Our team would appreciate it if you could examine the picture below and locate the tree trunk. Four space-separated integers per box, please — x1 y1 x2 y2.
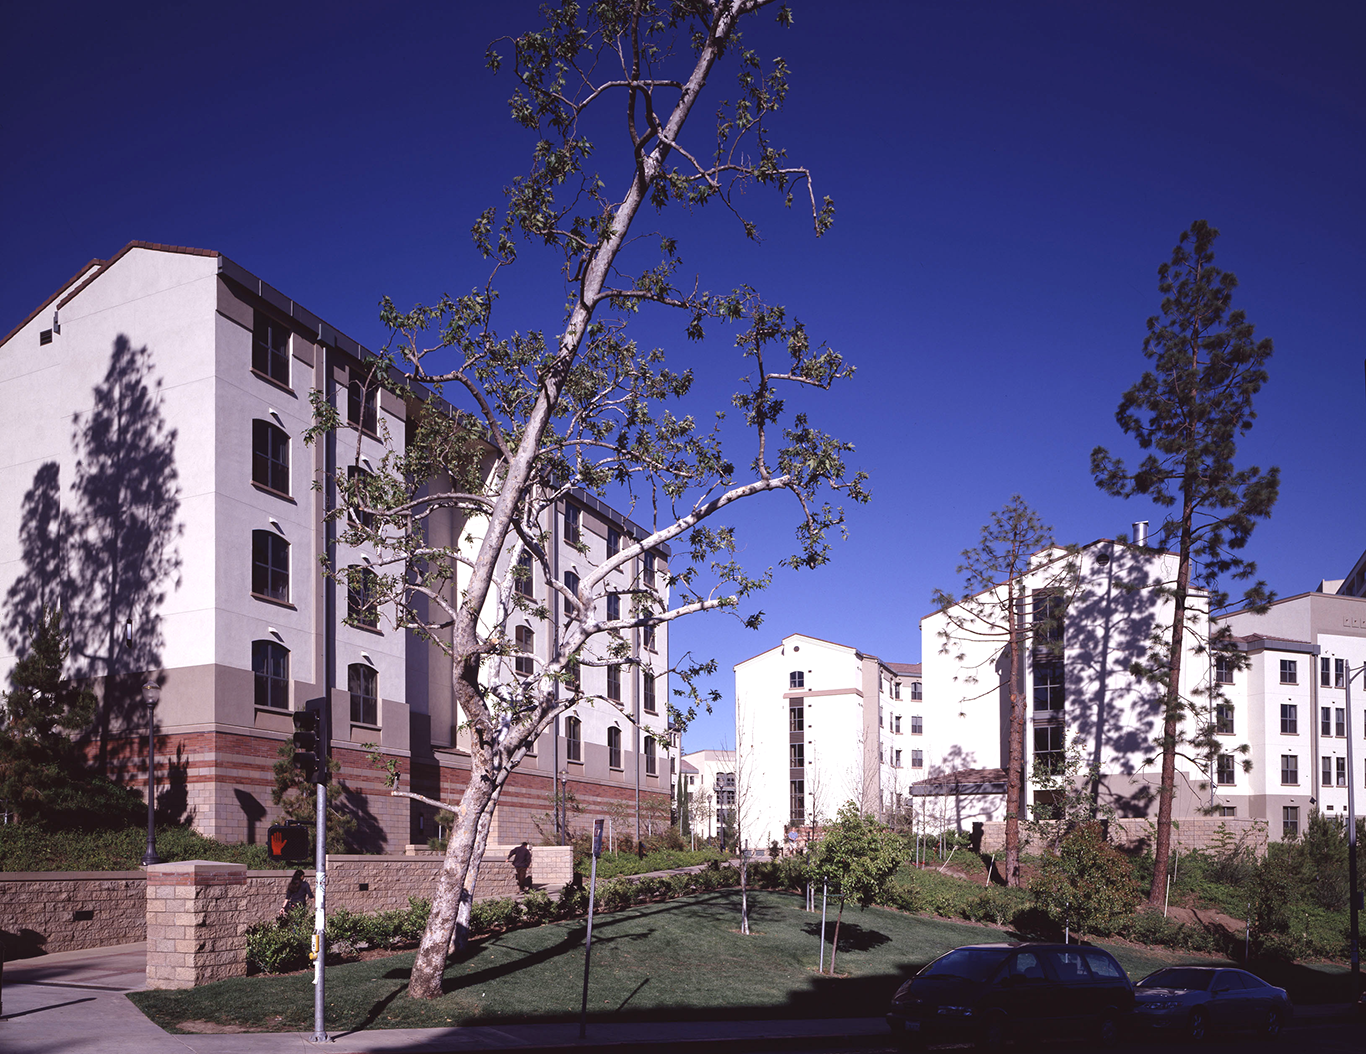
452 783 498 952
828 896 846 975
740 848 749 935
1148 502 1194 906
1003 579 1024 887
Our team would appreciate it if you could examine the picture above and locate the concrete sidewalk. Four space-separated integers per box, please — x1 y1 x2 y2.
0 942 888 1053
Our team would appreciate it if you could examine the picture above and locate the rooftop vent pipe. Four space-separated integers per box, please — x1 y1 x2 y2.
1132 520 1149 547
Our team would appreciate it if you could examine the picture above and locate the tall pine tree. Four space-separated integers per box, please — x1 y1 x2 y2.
1091 220 1278 906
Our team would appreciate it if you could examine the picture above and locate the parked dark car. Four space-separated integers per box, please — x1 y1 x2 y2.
1133 966 1291 1039
886 942 1133 1050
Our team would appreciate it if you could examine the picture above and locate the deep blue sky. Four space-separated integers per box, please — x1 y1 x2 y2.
3 2 1362 753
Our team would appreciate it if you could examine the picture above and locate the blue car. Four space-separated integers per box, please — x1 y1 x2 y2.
1133 966 1291 1039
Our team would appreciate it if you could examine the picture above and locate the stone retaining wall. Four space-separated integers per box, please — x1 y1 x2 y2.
976 816 1269 855
1 844 574 962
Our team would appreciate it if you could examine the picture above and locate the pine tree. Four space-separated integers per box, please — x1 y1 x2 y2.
1091 220 1278 906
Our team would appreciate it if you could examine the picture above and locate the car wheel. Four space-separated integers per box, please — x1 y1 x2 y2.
980 1013 1009 1052
1097 1012 1118 1044
1188 1007 1206 1041
1262 1007 1283 1039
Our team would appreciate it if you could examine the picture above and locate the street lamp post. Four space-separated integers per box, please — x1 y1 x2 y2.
141 681 162 866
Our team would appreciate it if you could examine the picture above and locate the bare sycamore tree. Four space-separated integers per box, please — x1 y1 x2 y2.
931 497 1077 888
310 3 866 1000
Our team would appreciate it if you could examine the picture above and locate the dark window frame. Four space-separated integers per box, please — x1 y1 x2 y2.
644 735 657 776
565 715 582 762
643 672 656 713
346 564 379 628
789 670 804 690
606 662 622 702
607 726 622 770
252 419 290 495
349 663 378 726
252 310 291 387
252 530 290 603
515 625 534 677
347 377 378 434
252 639 289 709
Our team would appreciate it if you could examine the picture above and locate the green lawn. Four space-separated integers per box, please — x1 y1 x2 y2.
130 890 1216 1034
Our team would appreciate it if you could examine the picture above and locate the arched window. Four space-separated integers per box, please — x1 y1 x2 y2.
347 565 378 628
252 530 289 603
644 735 657 776
252 420 290 495
252 640 289 709
565 715 582 762
349 663 377 725
607 726 622 769
789 670 804 689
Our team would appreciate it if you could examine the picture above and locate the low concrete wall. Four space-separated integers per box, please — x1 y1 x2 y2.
1 844 574 962
977 816 1269 855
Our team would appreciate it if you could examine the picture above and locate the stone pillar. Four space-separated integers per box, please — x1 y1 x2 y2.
145 860 248 989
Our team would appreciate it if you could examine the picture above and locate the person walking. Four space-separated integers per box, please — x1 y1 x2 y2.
278 868 313 919
507 841 533 891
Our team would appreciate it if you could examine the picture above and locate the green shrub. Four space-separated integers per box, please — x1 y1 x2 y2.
557 883 588 918
521 887 555 924
469 896 522 934
597 876 637 912
634 875 665 901
667 873 694 897
245 906 311 973
1029 823 1139 937
0 822 285 872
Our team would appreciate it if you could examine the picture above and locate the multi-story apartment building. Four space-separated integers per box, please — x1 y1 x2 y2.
734 633 921 847
680 748 736 841
1221 586 1366 840
0 241 672 850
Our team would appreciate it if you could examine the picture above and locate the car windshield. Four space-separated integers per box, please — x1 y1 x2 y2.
1139 968 1213 991
920 948 1010 982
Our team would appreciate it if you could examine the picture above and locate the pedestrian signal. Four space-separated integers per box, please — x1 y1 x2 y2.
267 823 311 862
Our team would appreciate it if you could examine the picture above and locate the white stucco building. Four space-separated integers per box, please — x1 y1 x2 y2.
734 633 921 847
0 241 672 849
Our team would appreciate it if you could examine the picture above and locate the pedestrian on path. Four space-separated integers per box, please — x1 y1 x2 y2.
507 841 533 891
278 868 312 920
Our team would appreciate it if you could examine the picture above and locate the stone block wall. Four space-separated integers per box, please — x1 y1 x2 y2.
976 816 1269 855
0 872 146 958
145 861 250 990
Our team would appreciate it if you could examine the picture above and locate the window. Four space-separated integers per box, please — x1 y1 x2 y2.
911 749 924 768
39 329 52 346
1322 756 1333 788
893 715 901 734
643 673 656 713
1337 757 1347 787
1215 704 1234 734
347 565 379 628
789 670 804 690
894 749 903 768
347 378 377 434
1034 725 1065 772
563 503 580 544
252 420 290 494
563 571 579 622
1282 806 1299 840
1216 754 1235 785
912 715 923 735
607 726 622 769
1217 805 1237 817
1215 655 1235 684
606 526 620 557
643 551 656 589
1321 657 1331 687
643 622 656 650
1032 591 1065 650
789 704 804 732
790 780 805 824
644 736 657 776
790 742 804 769
1033 661 1064 712
606 592 620 622
347 466 375 529
252 530 289 603
1280 754 1298 785
1335 658 1347 688
1279 659 1297 684
892 681 901 700
565 716 582 762
1280 704 1297 735
348 663 377 725
910 682 922 700
567 657 581 689
607 663 622 702
515 626 534 676
252 640 289 709
1322 707 1333 736
514 550 533 598
252 311 290 385
1336 708 1346 737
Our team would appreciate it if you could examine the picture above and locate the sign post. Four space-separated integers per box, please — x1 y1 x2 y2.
579 818 604 1040
310 702 329 1045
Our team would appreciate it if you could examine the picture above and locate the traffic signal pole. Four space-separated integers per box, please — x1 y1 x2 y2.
312 773 328 1044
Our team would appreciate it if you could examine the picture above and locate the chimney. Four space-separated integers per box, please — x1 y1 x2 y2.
1132 520 1148 547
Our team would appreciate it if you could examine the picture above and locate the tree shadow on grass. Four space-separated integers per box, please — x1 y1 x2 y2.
801 919 892 954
